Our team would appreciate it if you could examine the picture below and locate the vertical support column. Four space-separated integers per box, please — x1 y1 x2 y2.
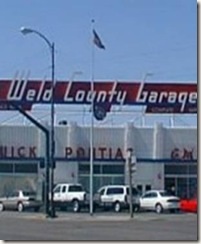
124 122 135 185
68 122 79 183
68 122 78 159
153 123 164 189
153 123 164 158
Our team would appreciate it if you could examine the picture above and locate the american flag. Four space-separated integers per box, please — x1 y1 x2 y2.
93 29 105 49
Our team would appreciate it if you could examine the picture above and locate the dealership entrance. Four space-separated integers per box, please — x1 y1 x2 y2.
78 161 125 193
164 162 197 198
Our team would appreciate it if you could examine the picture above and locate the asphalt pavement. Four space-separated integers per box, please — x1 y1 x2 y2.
0 211 198 241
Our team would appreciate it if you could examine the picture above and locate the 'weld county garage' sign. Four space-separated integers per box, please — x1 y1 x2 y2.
0 79 197 113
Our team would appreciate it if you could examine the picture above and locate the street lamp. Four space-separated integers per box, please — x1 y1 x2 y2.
20 27 56 218
70 71 83 82
142 72 153 82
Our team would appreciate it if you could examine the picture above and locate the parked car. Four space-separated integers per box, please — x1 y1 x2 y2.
93 185 140 212
139 190 180 214
180 198 197 213
0 190 42 212
51 183 88 212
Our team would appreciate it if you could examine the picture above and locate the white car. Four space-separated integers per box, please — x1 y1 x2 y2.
93 185 140 212
139 190 180 213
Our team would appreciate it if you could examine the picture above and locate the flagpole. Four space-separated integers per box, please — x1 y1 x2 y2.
89 20 105 215
89 19 95 216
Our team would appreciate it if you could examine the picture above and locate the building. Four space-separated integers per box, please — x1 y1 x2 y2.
0 122 197 198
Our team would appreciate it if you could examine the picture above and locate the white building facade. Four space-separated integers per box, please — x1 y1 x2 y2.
0 122 197 199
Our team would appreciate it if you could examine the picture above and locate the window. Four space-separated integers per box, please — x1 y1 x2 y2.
99 188 105 195
69 185 83 192
137 185 143 194
165 164 187 174
143 192 153 198
79 164 100 174
165 164 197 175
62 186 66 193
9 191 19 197
102 165 124 174
79 164 89 174
53 186 61 193
145 185 151 191
106 187 124 195
0 163 13 173
94 165 101 174
0 161 40 174
79 162 125 193
150 192 157 198
189 164 197 174
159 191 172 197
14 164 37 173
23 191 36 197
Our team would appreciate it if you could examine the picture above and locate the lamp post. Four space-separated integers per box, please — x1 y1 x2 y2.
142 72 153 83
20 27 56 218
70 71 83 82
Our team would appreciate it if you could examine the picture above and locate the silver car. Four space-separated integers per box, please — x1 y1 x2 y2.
0 190 42 212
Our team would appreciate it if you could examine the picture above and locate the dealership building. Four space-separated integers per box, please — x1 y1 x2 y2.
0 79 197 198
0 121 197 198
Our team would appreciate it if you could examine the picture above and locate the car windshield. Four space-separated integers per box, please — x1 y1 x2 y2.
159 191 173 197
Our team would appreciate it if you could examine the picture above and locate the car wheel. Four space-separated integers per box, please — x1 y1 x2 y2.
114 202 121 212
155 203 163 214
0 202 4 211
17 202 24 212
72 200 80 213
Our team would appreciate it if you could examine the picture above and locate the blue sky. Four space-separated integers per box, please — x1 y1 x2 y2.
0 0 197 126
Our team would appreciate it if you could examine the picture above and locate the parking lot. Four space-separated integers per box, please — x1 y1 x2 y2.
0 211 198 241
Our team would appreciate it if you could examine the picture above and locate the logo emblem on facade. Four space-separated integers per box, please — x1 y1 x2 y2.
171 147 194 160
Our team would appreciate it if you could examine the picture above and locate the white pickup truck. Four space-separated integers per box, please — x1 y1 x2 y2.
51 183 88 212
